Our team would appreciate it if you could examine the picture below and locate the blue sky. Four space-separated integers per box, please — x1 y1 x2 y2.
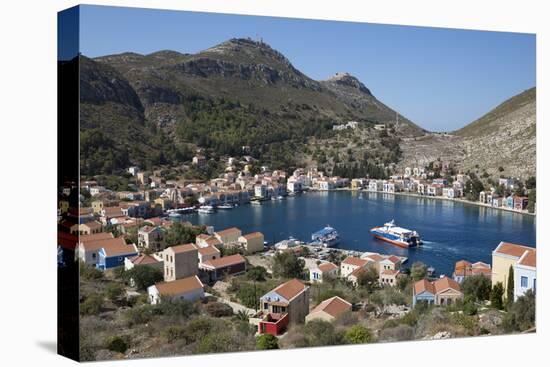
76 5 535 132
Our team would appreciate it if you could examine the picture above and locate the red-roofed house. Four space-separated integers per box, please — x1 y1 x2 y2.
310 262 338 283
514 249 536 300
305 296 352 323
162 244 198 282
340 256 369 277
257 279 310 335
199 254 246 282
452 260 492 283
412 276 463 306
148 275 204 304
237 232 265 253
492 241 536 297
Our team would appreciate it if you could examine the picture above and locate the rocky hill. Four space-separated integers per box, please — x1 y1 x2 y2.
398 87 536 179
79 38 424 175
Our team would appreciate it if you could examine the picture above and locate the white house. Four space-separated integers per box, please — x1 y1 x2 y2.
148 275 204 305
514 249 536 300
310 262 338 283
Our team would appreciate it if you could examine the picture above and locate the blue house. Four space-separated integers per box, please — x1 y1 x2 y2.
96 238 138 270
412 279 435 306
506 196 514 209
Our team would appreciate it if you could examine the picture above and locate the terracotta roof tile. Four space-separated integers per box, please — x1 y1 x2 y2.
201 254 245 269
433 276 461 293
518 249 536 267
273 278 307 301
241 232 264 240
310 296 352 317
130 254 160 265
154 275 204 296
215 227 241 236
414 279 435 295
197 245 220 256
169 243 198 254
494 242 535 258
342 256 369 267
318 262 338 272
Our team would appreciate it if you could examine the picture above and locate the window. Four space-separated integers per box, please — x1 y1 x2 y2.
521 276 528 288
92 253 96 259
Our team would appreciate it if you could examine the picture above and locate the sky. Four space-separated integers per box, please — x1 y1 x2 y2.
71 5 535 132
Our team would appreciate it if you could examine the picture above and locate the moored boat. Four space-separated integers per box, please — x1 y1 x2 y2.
218 203 234 210
311 225 340 247
370 220 422 248
198 205 215 214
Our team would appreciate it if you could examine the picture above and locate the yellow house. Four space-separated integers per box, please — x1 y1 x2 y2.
238 232 264 253
70 220 103 235
154 197 173 211
91 200 104 215
492 241 536 296
214 227 242 246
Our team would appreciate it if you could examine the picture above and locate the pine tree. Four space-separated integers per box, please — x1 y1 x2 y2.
506 265 515 307
491 282 504 310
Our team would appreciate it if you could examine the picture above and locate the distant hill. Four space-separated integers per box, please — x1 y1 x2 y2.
79 38 424 175
398 87 536 179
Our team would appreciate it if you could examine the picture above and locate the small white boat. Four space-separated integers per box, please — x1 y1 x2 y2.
218 204 234 210
198 205 215 214
251 200 262 206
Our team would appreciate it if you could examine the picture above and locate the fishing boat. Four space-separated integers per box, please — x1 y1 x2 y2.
370 220 422 248
198 205 215 214
250 200 262 206
311 225 340 247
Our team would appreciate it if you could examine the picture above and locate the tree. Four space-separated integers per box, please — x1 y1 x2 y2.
164 222 207 247
246 266 268 282
506 265 514 307
272 251 305 279
502 290 536 332
491 282 504 310
125 266 164 291
461 274 492 301
410 261 427 281
345 325 372 344
256 334 279 350
104 336 129 354
356 266 379 292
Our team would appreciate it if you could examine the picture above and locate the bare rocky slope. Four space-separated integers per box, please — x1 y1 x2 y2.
399 88 536 179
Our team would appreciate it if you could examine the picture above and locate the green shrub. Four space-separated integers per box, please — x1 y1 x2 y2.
105 283 124 301
204 302 233 317
80 263 103 281
345 325 372 344
463 301 478 316
502 289 536 332
104 336 129 354
81 294 103 315
256 334 279 350
124 305 155 326
162 326 187 343
125 266 164 291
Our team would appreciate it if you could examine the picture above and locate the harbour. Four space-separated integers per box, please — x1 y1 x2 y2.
183 190 536 276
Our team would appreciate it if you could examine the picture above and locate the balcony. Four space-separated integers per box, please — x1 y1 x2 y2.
258 312 289 336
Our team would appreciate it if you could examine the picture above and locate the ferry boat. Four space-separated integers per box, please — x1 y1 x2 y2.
274 236 303 250
370 220 422 248
311 225 340 247
198 205 215 214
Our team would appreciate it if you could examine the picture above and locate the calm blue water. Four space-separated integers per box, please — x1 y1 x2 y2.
185 191 536 276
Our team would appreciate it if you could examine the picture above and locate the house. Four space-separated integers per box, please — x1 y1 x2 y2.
368 180 383 192
162 244 199 282
192 155 206 167
96 240 138 270
148 275 204 305
77 232 117 266
199 253 247 283
492 196 503 207
492 241 536 297
427 183 443 196
287 180 302 194
305 296 352 323
452 260 491 283
479 191 487 204
196 245 221 264
340 256 369 278
257 279 310 335
505 196 515 209
138 226 165 251
351 178 367 190
379 255 401 272
100 206 126 225
124 253 163 272
412 276 463 306
195 234 223 248
254 184 267 198
514 249 536 300
237 232 265 253
379 269 400 286
513 196 528 211
310 262 338 283
318 179 335 191
214 227 242 247
70 220 103 236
